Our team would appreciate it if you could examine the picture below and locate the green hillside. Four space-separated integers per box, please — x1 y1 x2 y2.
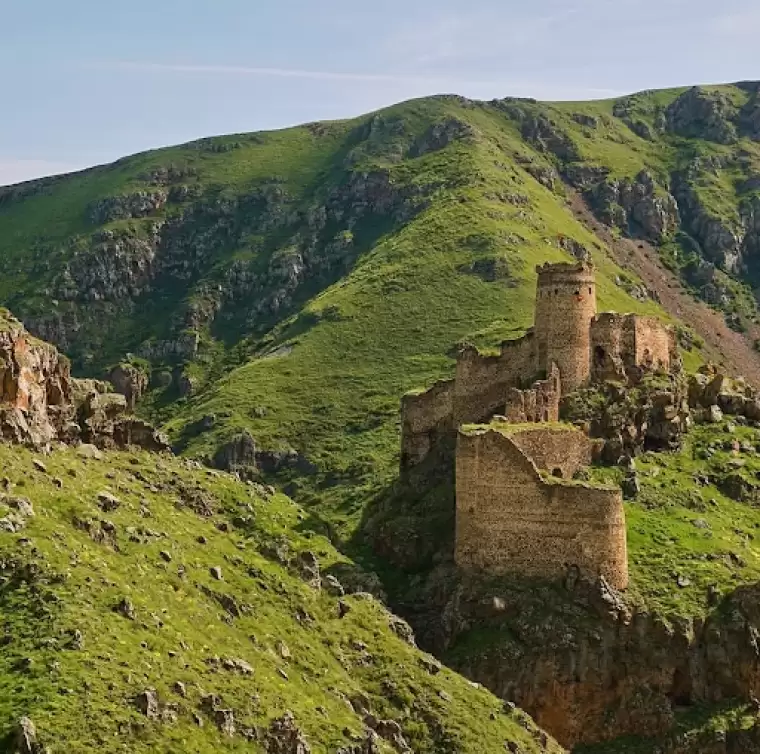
0 443 560 753
5 81 760 752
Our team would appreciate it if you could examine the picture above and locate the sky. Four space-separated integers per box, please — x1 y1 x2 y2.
2 0 759 186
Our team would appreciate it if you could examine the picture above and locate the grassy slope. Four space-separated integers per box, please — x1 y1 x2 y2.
161 97 667 534
615 422 760 616
2 83 760 617
0 443 560 754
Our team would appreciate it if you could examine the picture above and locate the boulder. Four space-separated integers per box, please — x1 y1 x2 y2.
109 363 149 410
134 689 160 719
265 711 312 753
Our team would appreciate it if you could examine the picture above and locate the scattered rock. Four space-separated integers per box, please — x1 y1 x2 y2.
210 566 223 581
296 551 321 590
6 496 34 518
621 472 640 500
214 709 236 737
265 711 311 753
14 716 44 754
97 491 121 512
388 615 416 646
134 689 159 719
114 597 136 620
76 444 103 460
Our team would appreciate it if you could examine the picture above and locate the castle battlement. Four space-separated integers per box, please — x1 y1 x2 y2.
399 257 678 587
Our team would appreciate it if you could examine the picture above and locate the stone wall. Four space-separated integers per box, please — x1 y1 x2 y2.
634 315 675 373
455 427 628 589
534 261 597 394
504 364 561 424
507 424 591 480
590 313 674 383
452 333 538 426
400 379 454 472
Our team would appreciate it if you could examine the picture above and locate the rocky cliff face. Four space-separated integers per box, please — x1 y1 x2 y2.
0 310 167 452
399 570 760 749
28 165 432 371
590 170 680 242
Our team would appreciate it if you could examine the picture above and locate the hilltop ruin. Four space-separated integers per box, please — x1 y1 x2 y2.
401 261 680 589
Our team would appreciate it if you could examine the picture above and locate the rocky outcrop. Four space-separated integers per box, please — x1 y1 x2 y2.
36 165 430 370
400 569 760 749
265 712 311 753
520 114 580 162
212 431 317 478
688 364 760 423
739 90 760 140
562 375 691 462
590 170 680 241
672 168 745 273
0 312 73 448
59 225 162 302
409 118 475 158
86 191 167 224
109 363 148 410
665 87 738 144
0 311 168 452
136 332 199 363
562 163 609 191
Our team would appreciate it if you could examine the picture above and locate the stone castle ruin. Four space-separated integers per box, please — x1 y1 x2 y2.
401 261 680 590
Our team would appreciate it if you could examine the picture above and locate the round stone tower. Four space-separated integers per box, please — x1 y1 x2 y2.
534 261 597 395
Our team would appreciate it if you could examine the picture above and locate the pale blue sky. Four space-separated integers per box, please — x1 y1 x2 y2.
2 0 758 186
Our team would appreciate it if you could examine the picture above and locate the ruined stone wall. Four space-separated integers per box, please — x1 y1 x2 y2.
590 313 674 383
534 262 596 394
589 313 637 382
400 379 454 471
507 425 592 480
633 316 674 373
504 364 561 424
455 429 628 589
453 333 538 426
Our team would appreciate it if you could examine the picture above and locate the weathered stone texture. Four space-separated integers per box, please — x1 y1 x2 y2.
504 364 560 423
590 313 676 383
400 379 454 471
455 427 628 589
534 261 596 393
0 310 168 452
453 334 537 425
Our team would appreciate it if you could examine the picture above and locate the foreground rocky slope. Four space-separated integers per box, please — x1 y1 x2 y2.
0 441 565 753
0 315 561 752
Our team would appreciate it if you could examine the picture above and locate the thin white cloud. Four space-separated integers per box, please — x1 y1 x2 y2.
386 7 586 66
0 159 85 187
99 60 491 86
94 60 624 102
